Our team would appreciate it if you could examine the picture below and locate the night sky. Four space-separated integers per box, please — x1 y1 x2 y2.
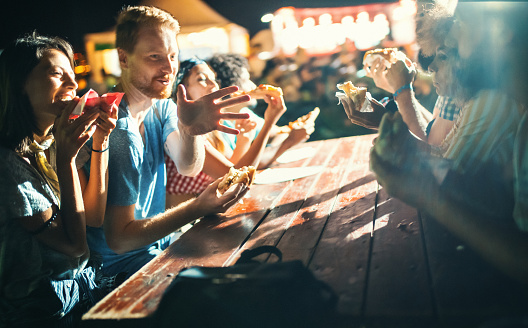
0 0 394 52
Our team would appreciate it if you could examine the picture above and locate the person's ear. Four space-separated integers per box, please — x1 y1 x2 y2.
117 48 128 69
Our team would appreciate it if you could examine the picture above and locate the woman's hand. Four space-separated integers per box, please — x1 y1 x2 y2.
235 118 258 138
385 60 416 91
262 94 287 126
284 121 314 147
90 99 118 150
175 85 251 136
53 98 100 163
367 57 394 93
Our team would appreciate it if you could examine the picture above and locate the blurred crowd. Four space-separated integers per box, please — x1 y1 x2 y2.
248 45 438 140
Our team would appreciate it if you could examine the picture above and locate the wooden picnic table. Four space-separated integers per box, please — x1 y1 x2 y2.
82 134 528 328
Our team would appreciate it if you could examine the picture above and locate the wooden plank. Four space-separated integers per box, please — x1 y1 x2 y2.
83 139 327 321
421 213 528 325
364 189 434 322
306 134 379 316
276 135 375 263
225 136 351 265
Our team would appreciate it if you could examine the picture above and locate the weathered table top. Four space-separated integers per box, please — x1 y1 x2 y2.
82 134 528 327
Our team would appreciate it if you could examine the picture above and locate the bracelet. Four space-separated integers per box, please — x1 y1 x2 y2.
91 146 109 153
31 209 58 235
393 84 413 98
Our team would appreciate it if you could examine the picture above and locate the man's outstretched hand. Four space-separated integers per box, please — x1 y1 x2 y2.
176 85 251 136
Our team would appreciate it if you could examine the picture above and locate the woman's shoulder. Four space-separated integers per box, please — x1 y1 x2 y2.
0 147 33 177
0 147 53 217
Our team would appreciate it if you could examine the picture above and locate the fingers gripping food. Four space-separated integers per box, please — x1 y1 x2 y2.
362 48 405 71
217 166 256 195
336 82 367 112
233 84 283 99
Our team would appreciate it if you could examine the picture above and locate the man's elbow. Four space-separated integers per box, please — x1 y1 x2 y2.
177 163 202 177
105 233 132 254
176 153 204 177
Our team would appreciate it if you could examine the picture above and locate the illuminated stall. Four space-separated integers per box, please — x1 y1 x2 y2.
260 0 416 58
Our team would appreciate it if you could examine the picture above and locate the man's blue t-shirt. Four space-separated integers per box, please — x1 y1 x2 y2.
86 98 179 277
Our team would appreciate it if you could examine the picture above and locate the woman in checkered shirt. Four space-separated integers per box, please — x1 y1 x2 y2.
165 58 286 209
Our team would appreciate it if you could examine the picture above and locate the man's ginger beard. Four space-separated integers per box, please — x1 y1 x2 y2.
122 61 175 100
130 74 174 99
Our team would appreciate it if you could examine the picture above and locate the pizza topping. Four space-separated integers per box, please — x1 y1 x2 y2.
288 107 320 129
232 84 283 99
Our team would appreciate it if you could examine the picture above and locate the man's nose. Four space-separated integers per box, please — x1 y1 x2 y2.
160 56 175 74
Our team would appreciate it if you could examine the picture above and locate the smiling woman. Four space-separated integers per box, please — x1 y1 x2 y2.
0 32 118 326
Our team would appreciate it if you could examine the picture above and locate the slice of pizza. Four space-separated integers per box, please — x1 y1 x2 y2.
288 107 320 129
232 84 283 99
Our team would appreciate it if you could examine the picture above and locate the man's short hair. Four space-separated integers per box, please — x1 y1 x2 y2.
116 6 180 53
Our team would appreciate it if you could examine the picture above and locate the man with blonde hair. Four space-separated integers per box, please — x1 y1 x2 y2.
86 6 251 277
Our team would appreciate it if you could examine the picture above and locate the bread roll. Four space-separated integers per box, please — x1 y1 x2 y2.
217 166 256 194
362 48 405 70
337 81 367 112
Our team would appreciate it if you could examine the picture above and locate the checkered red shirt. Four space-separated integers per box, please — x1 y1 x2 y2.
165 154 213 195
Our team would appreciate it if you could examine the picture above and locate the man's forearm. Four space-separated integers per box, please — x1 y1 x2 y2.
105 198 206 254
424 184 528 284
165 123 205 177
394 89 430 140
178 129 205 176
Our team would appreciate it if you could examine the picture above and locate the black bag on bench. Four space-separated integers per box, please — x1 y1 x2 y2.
152 246 338 328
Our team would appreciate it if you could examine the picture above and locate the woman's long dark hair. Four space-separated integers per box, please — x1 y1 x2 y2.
0 32 74 153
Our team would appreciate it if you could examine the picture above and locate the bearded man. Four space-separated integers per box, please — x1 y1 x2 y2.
86 6 251 277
